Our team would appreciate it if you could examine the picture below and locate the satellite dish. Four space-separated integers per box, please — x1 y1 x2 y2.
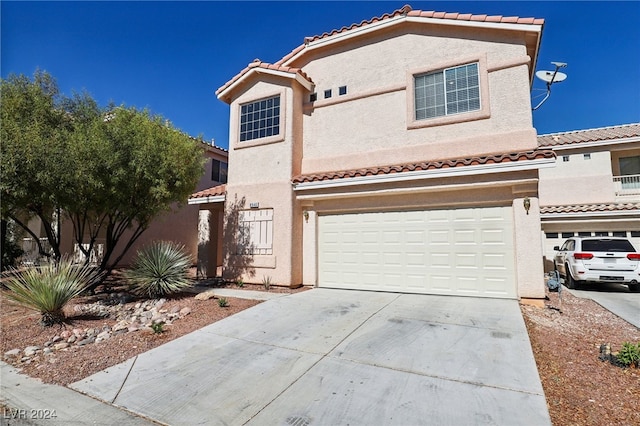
536 70 567 84
532 61 568 111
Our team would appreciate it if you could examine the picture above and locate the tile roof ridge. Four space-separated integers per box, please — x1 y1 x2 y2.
216 59 313 98
538 122 640 137
276 4 542 66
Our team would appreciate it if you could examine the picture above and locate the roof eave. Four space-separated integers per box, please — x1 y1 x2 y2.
282 15 544 68
540 136 640 151
217 68 314 104
293 156 555 191
188 194 226 205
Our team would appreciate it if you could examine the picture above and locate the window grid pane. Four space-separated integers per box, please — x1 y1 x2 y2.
239 96 280 142
415 63 480 120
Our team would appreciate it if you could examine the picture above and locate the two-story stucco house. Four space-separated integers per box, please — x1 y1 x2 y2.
538 123 640 270
192 5 556 300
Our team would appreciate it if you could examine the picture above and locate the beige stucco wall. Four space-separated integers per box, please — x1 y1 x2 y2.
223 182 303 286
512 197 545 299
223 77 306 286
293 25 537 174
538 150 614 206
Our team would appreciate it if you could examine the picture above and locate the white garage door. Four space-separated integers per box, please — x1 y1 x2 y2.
318 207 516 298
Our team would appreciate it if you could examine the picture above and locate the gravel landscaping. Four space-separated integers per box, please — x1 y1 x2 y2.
1 278 638 425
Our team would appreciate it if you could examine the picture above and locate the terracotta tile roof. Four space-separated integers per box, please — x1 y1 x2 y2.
278 4 544 65
216 59 313 98
292 150 554 184
190 184 226 200
540 203 640 215
537 123 640 148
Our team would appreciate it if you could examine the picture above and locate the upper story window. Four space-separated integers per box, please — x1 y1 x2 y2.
211 159 228 184
239 95 280 142
414 63 480 120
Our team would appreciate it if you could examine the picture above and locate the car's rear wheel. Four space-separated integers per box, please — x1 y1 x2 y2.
629 283 640 292
565 265 580 289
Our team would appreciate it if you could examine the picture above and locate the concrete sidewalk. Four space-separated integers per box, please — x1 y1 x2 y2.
1 362 155 425
67 289 550 425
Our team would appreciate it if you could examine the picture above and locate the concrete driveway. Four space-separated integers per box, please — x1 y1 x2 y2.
71 289 550 425
566 283 640 328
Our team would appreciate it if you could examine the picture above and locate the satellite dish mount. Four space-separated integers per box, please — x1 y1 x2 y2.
533 62 567 111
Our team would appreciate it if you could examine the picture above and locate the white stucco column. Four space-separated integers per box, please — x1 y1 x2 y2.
302 208 317 286
513 197 546 299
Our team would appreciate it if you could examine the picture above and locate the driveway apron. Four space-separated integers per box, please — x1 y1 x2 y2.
71 289 550 425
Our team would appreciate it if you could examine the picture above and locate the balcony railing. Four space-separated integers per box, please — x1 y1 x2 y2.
613 174 640 197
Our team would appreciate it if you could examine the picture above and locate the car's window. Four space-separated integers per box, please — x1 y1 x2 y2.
581 239 636 252
568 240 575 251
560 240 571 251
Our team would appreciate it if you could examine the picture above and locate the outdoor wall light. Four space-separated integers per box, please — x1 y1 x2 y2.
523 197 531 215
303 210 309 223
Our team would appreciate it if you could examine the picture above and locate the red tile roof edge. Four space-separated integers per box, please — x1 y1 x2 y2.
190 184 227 200
292 150 554 184
216 60 313 98
540 203 640 214
537 123 640 147
276 4 544 65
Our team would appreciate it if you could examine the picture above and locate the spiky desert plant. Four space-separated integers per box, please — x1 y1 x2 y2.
125 241 192 298
4 259 93 326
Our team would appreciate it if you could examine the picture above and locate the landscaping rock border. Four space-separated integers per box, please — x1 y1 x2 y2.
3 297 193 365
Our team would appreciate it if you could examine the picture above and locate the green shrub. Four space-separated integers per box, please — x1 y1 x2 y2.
218 297 229 308
150 321 165 334
616 342 640 368
125 241 192 298
262 275 272 291
236 279 244 288
4 259 92 326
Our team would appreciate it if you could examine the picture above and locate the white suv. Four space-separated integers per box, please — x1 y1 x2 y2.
553 237 640 292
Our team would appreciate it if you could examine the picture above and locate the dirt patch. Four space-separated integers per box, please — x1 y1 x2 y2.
521 288 640 425
1 276 306 387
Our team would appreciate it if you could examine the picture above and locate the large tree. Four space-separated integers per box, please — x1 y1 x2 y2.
1 71 205 284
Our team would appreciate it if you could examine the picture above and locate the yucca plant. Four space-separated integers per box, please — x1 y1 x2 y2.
124 241 193 298
4 259 93 326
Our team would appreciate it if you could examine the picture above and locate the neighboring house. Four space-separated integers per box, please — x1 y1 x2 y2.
191 5 554 300
538 123 640 270
21 140 228 270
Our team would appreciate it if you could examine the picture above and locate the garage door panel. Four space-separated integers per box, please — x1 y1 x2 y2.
318 207 515 298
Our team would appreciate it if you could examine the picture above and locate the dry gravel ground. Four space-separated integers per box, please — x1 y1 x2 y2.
521 288 640 425
0 281 305 386
1 280 639 425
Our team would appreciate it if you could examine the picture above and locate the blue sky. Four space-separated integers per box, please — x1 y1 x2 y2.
2 1 639 149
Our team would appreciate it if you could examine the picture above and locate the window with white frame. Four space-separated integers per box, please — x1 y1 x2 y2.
239 96 280 142
236 209 273 255
414 62 480 120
